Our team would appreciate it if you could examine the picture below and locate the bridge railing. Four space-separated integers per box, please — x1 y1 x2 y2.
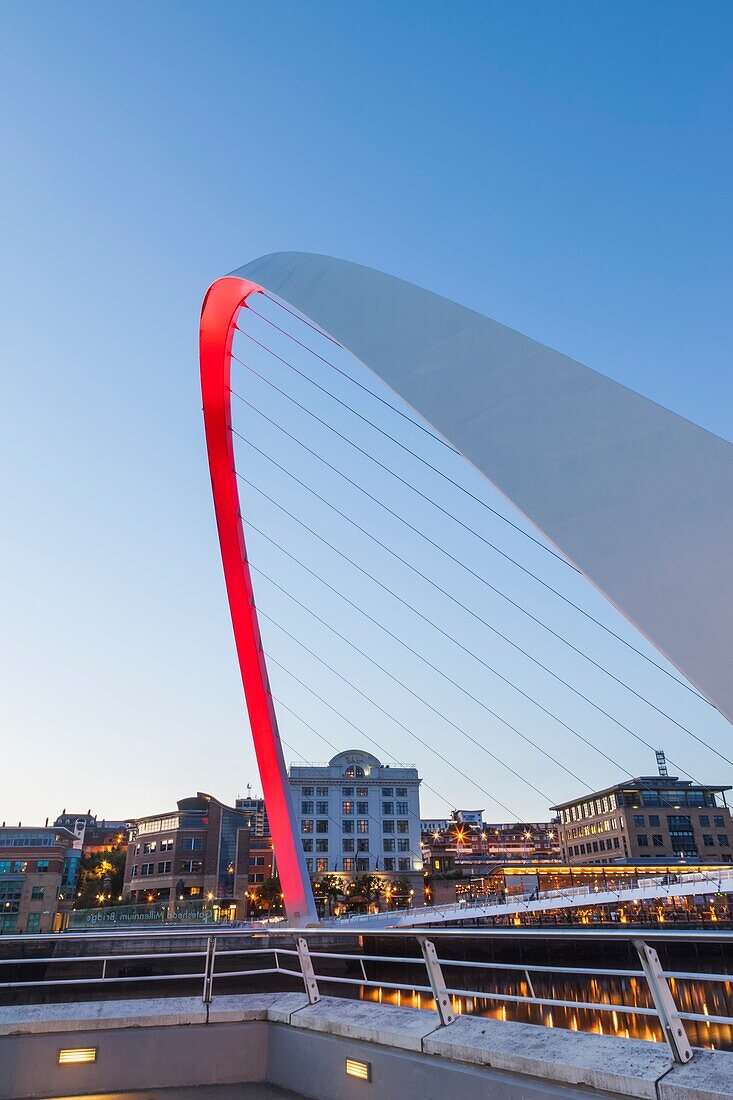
2 926 733 1060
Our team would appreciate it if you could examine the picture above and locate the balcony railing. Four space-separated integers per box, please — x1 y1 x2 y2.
2 926 733 1063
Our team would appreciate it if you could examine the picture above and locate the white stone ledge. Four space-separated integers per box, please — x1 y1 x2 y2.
658 1048 733 1100
423 1014 673 1100
208 993 309 1024
289 995 441 1052
0 997 206 1036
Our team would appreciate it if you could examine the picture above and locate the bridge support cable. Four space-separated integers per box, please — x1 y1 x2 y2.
229 382 714 742
234 466 714 791
234 306 714 703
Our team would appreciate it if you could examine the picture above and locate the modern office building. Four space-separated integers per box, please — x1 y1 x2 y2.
0 826 80 933
553 774 733 865
234 791 270 837
288 749 423 894
123 793 255 918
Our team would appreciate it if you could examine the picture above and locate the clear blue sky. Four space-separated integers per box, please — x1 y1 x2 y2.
1 2 731 825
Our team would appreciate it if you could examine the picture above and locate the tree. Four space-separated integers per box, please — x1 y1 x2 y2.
253 875 283 914
346 874 383 911
314 874 346 916
75 847 126 908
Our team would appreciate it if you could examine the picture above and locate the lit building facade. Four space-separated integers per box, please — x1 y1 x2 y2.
553 775 733 865
123 793 254 918
54 811 129 856
288 750 423 894
0 826 80 934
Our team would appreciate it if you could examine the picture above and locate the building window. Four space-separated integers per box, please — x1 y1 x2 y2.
396 788 407 797
384 858 395 871
160 839 174 852
31 886 44 900
316 839 329 853
131 866 139 877
356 801 368 815
719 835 730 847
36 861 49 872
342 787 354 797
305 859 313 872
316 787 328 797
356 787 368 797
357 820 369 834
633 816 644 827
649 815 660 827
301 820 313 833
356 857 369 872
345 765 365 778
181 837 203 851
141 863 154 875
396 801 408 815
302 801 314 814
714 816 725 828
342 801 354 815
357 839 369 852
397 820 409 834
143 841 157 854
302 839 313 852
382 788 393 797
26 913 41 933
398 839 410 852
383 838 395 852
343 838 354 852
342 820 354 834
316 820 329 834
382 802 394 815
398 858 411 871
700 815 710 827
316 858 328 873
703 834 714 846
178 860 203 873
343 858 355 872
157 861 172 874
652 835 664 847
383 820 394 834
302 787 314 797
316 801 328 815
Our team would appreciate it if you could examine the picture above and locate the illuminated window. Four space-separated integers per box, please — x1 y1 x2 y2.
342 858 354 872
316 858 328 873
301 820 313 833
357 820 369 834
342 801 354 815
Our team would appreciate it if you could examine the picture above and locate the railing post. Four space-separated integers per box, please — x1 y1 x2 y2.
296 936 321 1005
632 938 692 1063
202 934 217 1004
419 937 455 1027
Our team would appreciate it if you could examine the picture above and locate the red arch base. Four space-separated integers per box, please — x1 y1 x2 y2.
199 276 318 923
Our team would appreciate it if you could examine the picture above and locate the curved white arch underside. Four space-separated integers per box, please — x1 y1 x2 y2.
233 252 733 726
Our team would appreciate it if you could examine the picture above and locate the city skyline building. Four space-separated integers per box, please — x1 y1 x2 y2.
0 826 80 934
288 749 423 895
553 775 733 865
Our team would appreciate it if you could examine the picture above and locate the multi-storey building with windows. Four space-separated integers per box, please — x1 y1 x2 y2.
553 774 733 865
234 792 270 837
0 826 80 933
123 793 254 918
54 811 129 855
288 749 423 895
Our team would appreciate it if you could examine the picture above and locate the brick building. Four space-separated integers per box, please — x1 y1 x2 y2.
123 793 255 919
0 826 80 934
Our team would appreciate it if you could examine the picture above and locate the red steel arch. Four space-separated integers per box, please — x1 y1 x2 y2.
199 276 318 923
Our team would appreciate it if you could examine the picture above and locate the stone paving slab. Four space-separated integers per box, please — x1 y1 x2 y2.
423 1014 674 1099
658 1047 733 1100
0 997 206 1035
289 995 441 1051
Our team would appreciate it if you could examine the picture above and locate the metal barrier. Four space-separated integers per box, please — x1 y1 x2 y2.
2 926 733 1063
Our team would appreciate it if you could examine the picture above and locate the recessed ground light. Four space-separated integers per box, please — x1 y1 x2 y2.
58 1047 97 1065
345 1057 371 1081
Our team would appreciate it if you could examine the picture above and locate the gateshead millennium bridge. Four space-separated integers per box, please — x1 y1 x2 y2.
2 253 732 1099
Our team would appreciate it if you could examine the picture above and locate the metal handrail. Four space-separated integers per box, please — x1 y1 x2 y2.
0 924 731 1062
